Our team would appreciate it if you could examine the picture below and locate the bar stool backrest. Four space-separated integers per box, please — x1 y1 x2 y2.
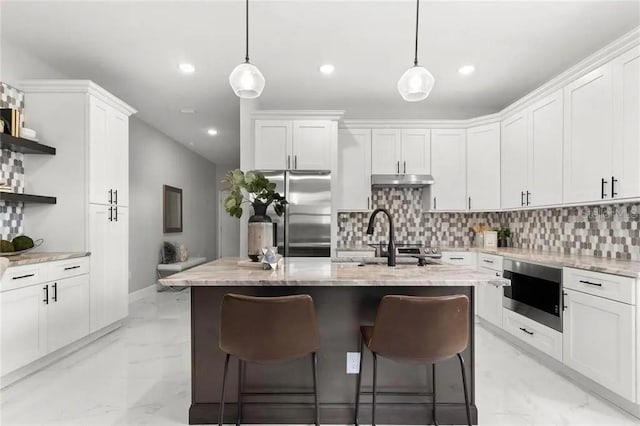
219 293 320 363
368 294 469 363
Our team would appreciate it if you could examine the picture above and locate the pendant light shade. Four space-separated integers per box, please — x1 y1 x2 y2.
229 0 265 99
397 66 434 102
398 0 434 102
229 62 265 99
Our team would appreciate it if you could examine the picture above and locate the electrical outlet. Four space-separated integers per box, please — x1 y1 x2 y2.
346 352 360 374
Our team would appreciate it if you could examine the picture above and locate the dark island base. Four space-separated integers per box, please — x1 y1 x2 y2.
190 285 478 425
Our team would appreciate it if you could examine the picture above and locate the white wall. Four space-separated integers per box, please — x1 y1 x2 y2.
1 38 68 85
129 119 217 293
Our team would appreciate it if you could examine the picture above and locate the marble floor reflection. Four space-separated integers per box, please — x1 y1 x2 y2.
1 288 638 425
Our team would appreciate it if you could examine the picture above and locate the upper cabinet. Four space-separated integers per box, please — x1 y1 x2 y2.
254 119 332 171
337 129 371 211
501 90 564 208
371 129 430 175
466 123 501 210
431 129 467 211
563 65 614 203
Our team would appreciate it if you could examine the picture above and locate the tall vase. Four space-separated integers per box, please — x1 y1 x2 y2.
247 202 273 261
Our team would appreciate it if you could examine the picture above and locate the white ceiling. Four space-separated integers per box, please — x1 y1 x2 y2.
2 1 639 165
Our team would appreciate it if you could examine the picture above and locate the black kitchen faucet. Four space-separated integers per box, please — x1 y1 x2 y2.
366 208 396 267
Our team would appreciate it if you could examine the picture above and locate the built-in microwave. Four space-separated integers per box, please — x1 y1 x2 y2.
502 259 563 332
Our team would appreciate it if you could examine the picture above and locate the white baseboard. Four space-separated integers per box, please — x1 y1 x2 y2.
128 283 157 303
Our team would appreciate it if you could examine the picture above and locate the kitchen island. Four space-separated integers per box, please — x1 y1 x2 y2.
159 257 509 425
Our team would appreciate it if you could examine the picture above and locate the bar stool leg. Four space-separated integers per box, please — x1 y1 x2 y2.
219 353 231 426
457 353 472 426
354 337 364 426
312 352 320 426
372 352 378 426
236 359 244 426
432 363 438 426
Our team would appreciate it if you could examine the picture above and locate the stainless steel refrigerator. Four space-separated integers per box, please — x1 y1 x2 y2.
259 171 331 257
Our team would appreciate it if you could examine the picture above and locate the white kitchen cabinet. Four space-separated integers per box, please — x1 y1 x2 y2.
528 90 564 207
563 288 635 401
431 129 467 211
109 108 130 207
254 120 332 171
371 129 430 175
612 46 640 200
440 251 475 266
1 284 47 375
254 120 291 170
503 308 563 362
501 112 528 208
563 64 614 203
89 204 128 332
337 129 371 211
466 123 501 210
371 129 401 174
476 253 503 328
46 274 90 353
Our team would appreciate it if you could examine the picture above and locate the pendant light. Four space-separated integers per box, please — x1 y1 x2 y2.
397 0 434 102
229 0 265 99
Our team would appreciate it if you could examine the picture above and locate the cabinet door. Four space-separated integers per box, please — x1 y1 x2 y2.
613 46 640 199
47 275 90 353
109 206 129 323
337 129 371 211
563 289 635 401
254 120 291 170
89 204 111 332
292 121 332 170
88 97 111 205
371 129 401 174
500 112 528 208
563 65 614 203
466 123 501 210
529 90 564 207
431 129 467 210
1 285 47 375
400 129 431 174
108 108 129 206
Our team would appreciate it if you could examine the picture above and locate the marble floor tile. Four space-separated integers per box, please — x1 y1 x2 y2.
1 288 638 425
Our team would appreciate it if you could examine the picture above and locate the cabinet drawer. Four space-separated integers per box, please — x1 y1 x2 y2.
563 268 635 305
503 308 563 361
478 253 503 272
1 264 47 292
47 257 90 282
441 252 475 266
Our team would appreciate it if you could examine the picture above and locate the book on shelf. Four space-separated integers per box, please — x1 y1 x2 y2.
0 108 21 137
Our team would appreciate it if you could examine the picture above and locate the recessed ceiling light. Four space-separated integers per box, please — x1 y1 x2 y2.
319 64 335 75
179 63 196 74
207 128 218 136
458 65 475 75
180 108 197 114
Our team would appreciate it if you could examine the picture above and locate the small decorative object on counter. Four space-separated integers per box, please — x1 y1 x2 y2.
497 226 513 248
261 247 283 270
483 231 498 249
0 236 43 256
222 169 287 262
471 223 490 248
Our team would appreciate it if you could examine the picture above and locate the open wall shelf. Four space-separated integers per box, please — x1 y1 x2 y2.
0 192 57 204
0 133 56 155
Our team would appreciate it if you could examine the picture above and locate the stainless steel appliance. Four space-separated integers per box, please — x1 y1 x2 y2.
369 242 443 260
259 170 331 257
502 259 563 332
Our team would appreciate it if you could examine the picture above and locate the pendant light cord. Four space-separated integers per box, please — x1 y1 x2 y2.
414 0 419 66
245 0 250 63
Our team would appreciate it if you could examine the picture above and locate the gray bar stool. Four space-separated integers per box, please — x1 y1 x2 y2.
354 294 471 426
218 293 321 426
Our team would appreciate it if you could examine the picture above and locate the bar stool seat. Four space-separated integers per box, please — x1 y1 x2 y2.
218 293 321 426
355 294 472 426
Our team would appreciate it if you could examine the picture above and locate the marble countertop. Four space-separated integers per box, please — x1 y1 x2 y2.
158 257 509 287
3 252 90 267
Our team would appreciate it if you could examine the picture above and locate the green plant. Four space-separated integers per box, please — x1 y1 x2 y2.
497 226 512 240
221 169 287 218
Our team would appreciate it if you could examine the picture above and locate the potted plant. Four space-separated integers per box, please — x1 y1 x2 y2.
221 169 287 260
497 226 512 248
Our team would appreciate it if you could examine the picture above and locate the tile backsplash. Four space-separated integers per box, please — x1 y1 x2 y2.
1 82 25 240
337 188 640 262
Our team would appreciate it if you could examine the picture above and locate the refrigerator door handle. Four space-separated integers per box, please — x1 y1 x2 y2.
284 171 290 256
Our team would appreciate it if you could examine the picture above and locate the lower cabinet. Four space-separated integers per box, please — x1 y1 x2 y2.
1 284 48 375
563 288 636 401
47 275 90 353
503 308 563 362
477 282 503 328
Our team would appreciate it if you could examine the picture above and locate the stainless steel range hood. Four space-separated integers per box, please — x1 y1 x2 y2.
371 174 435 188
